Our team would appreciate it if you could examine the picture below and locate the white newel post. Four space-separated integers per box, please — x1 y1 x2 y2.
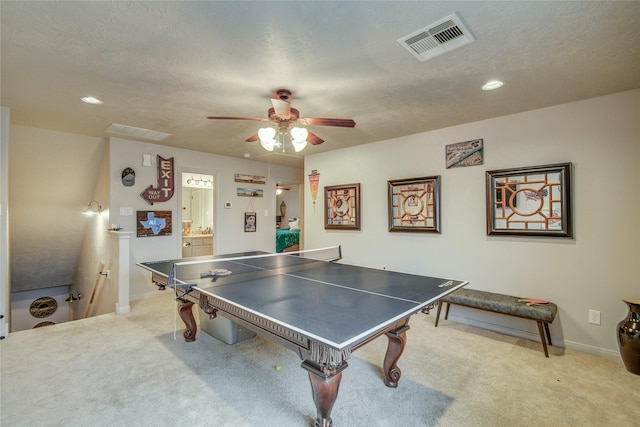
109 231 132 315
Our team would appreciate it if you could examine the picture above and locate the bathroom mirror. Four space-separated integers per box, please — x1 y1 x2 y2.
182 173 214 235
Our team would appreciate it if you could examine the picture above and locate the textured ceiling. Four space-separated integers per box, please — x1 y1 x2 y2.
2 1 640 168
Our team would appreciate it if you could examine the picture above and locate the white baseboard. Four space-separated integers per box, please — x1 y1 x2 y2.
561 339 621 361
445 313 621 362
131 289 169 302
115 303 131 315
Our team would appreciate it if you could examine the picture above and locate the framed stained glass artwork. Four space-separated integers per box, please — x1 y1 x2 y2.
388 176 441 233
486 163 573 237
324 183 360 230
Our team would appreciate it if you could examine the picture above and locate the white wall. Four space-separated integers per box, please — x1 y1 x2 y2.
72 140 112 320
108 137 302 300
8 125 105 292
1 107 10 337
304 89 640 359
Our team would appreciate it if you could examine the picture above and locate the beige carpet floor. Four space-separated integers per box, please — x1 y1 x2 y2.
1 292 638 426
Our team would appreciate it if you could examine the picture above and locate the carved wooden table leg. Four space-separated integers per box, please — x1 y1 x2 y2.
383 324 410 388
301 360 348 427
178 300 197 342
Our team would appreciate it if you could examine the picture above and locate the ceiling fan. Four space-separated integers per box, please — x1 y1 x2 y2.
206 89 356 146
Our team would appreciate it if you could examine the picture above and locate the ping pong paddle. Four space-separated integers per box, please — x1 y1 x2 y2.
518 298 549 306
200 269 232 278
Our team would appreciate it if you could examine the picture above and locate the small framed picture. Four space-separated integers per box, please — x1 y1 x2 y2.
486 163 573 237
137 210 172 237
388 176 441 233
244 212 257 232
445 138 484 168
324 183 360 230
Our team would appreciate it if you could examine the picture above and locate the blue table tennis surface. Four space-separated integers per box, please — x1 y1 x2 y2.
139 250 467 350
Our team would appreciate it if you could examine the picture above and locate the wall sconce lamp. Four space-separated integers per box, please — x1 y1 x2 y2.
187 177 213 187
82 200 103 215
65 290 82 302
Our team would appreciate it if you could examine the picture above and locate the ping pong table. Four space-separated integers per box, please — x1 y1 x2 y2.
138 246 467 427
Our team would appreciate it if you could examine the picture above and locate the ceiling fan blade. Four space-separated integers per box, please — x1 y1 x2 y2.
307 131 324 145
206 116 267 121
245 133 259 142
270 98 291 119
300 117 356 128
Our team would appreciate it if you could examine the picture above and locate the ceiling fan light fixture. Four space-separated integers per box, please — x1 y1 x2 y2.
290 127 308 152
258 127 277 151
206 89 354 152
290 127 308 141
260 139 276 151
291 139 308 152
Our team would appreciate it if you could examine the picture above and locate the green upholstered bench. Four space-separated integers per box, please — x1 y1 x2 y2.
435 288 558 357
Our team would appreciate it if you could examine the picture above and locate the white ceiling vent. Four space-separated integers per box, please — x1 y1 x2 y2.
398 13 475 62
105 123 171 141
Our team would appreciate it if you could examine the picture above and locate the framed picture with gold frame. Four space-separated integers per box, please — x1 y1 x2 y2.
486 162 573 237
324 183 360 230
388 176 440 233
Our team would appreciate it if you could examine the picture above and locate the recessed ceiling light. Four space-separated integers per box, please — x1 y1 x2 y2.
482 80 504 91
81 96 103 104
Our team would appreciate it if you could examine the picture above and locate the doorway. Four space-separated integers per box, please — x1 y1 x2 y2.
275 180 303 252
180 172 215 258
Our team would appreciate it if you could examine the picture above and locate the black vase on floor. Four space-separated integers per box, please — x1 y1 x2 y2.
617 298 640 375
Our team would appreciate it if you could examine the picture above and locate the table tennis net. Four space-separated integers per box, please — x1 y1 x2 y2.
169 245 342 283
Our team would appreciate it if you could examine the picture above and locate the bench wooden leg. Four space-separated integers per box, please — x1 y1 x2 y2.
435 302 443 327
544 322 552 346
537 321 550 357
444 302 451 320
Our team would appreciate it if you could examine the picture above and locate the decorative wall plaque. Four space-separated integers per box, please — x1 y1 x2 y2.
29 297 57 318
141 155 174 205
446 138 484 168
137 210 172 237
33 321 56 328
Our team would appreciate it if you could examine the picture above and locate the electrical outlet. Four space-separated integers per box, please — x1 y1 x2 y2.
588 309 601 325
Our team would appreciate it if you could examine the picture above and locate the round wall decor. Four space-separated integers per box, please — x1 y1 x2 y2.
33 321 56 328
122 167 136 187
29 297 58 318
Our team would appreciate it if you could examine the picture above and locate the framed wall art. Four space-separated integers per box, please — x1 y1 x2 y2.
137 210 172 237
324 183 360 230
486 162 573 237
244 212 256 232
388 176 441 233
446 138 484 168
